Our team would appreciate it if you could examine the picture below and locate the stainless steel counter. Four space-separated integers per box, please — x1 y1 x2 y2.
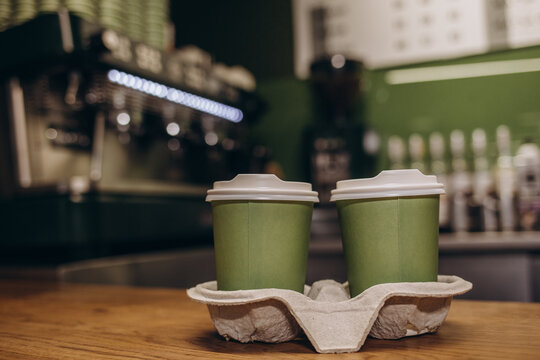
2 231 538 302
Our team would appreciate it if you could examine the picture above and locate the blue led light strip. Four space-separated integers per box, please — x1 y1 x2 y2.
107 69 243 123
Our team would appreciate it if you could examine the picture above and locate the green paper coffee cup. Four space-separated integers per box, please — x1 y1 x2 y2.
206 174 319 292
331 169 445 297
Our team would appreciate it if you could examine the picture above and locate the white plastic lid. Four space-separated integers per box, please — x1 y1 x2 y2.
206 174 319 202
330 169 445 201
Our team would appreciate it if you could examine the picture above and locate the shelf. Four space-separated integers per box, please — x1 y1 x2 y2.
439 232 540 253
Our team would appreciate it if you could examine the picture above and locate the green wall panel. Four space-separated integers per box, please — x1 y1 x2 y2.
366 46 540 168
250 77 315 181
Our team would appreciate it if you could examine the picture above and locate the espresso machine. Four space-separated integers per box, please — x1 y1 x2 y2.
0 12 265 264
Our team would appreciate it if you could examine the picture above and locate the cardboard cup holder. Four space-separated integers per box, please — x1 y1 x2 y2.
187 275 472 353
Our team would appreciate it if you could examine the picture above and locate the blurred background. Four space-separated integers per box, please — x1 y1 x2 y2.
0 0 539 301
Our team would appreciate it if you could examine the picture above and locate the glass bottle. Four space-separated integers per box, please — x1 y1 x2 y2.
495 125 517 232
429 132 451 232
449 130 473 233
471 128 498 232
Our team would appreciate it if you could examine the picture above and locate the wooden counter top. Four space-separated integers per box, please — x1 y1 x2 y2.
1 279 539 359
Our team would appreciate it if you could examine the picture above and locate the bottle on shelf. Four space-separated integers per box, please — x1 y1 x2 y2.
515 140 540 231
362 129 380 177
495 125 517 232
409 133 427 173
471 128 498 231
449 129 473 233
387 135 406 170
429 132 451 232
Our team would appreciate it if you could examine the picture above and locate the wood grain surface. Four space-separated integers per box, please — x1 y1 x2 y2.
1 279 539 359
